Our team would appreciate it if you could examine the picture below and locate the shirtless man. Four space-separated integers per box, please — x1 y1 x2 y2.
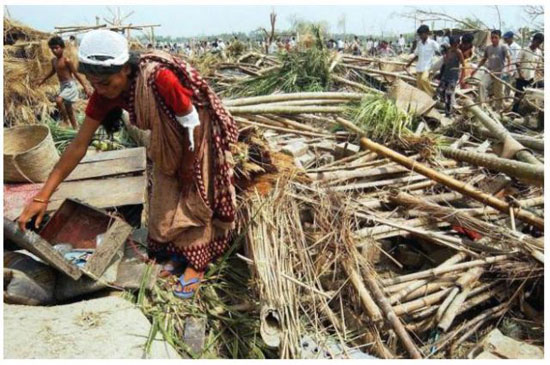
38 36 92 129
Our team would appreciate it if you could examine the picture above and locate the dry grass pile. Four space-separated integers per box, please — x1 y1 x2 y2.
4 17 82 126
4 17 51 45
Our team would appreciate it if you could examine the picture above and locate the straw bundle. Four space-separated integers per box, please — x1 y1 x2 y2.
4 19 83 126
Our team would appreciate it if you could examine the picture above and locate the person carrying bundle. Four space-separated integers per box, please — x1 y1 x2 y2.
18 30 239 300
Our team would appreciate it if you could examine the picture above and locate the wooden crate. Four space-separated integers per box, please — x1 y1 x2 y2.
38 199 132 280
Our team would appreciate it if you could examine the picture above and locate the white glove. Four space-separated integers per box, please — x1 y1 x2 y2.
175 105 200 151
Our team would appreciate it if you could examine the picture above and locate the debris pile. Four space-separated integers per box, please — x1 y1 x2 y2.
3 18 544 360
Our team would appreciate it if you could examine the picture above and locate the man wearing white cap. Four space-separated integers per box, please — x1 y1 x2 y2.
18 30 239 300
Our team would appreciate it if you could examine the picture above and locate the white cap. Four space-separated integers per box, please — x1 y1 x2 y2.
78 29 129 67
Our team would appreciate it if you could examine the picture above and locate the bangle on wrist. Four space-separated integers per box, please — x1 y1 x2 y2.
33 197 49 204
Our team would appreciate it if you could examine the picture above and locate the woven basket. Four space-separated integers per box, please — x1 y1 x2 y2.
4 124 59 183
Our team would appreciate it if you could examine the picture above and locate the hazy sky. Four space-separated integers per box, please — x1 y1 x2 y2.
5 5 534 38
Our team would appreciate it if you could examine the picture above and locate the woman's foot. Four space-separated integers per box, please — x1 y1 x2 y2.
173 266 204 299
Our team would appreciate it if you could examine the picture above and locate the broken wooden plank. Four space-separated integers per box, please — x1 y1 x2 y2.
79 147 145 163
66 148 146 181
4 175 147 221
4 218 82 280
84 219 133 279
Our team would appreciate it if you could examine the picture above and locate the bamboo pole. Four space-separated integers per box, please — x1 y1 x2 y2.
343 259 383 323
462 97 542 166
234 117 336 139
475 126 544 152
330 74 383 94
329 166 473 192
458 283 505 315
381 255 511 286
358 213 479 255
361 266 423 359
266 114 326 133
400 282 451 303
249 114 322 133
392 287 453 316
440 146 543 183
389 253 468 305
243 99 349 107
423 302 509 355
388 192 544 260
227 105 345 115
437 267 484 332
341 63 420 84
308 151 374 171
319 159 457 184
223 92 364 106
406 282 504 333
435 287 460 322
334 117 544 230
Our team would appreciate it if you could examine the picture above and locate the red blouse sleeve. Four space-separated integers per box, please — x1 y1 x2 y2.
155 68 193 115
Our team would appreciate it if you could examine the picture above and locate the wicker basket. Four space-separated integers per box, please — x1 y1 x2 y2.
4 125 59 183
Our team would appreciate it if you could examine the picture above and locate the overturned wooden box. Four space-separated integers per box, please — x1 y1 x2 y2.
5 199 132 281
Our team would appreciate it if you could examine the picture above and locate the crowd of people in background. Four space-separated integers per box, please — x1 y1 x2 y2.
66 24 543 119
404 25 544 117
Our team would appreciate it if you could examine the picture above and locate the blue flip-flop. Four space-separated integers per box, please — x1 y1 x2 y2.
173 276 200 299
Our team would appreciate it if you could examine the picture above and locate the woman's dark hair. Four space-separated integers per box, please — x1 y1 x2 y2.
77 51 140 76
102 107 123 136
48 36 65 48
461 33 474 44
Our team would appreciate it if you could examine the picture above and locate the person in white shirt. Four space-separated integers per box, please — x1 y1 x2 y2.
366 38 374 54
435 31 444 46
268 41 278 54
405 25 440 96
512 32 544 113
398 34 406 54
337 39 344 52
289 36 296 48
502 31 521 97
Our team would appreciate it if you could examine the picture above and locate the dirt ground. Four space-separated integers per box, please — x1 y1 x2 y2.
3 295 181 359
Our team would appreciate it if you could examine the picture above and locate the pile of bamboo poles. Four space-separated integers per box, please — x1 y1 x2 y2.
227 87 543 359
188 47 545 358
